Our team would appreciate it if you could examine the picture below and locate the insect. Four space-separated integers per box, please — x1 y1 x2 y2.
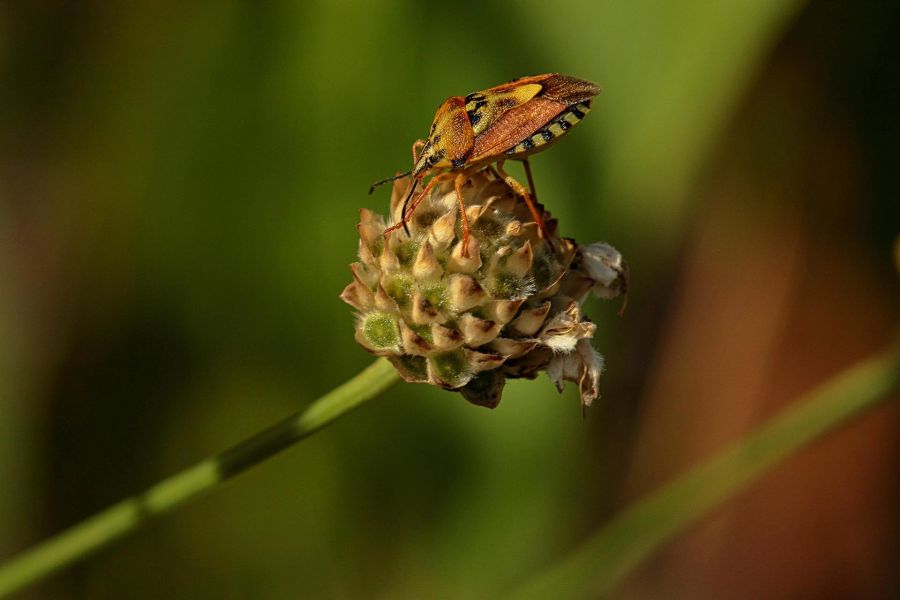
370 73 600 256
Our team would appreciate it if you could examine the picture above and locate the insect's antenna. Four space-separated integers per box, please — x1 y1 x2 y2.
369 170 413 195
400 178 419 236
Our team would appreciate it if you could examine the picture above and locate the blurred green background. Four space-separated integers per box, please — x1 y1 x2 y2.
1 1 898 598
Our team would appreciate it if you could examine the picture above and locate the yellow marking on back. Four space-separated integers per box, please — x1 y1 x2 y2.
530 132 549 147
507 83 542 105
466 83 543 136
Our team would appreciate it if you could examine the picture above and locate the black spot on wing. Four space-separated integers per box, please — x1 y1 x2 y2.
541 130 553 141
571 106 586 120
465 98 489 128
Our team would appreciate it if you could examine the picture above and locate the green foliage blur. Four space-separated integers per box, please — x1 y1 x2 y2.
1 1 897 598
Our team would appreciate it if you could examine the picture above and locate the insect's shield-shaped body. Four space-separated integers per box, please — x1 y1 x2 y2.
373 73 600 257
412 74 599 178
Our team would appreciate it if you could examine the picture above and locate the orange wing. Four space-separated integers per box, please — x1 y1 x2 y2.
470 96 567 161
467 74 600 162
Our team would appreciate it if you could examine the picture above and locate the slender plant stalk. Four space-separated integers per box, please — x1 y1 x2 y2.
2 351 897 599
513 350 900 599
0 358 399 599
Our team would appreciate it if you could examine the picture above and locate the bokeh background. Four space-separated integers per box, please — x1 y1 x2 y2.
1 1 898 598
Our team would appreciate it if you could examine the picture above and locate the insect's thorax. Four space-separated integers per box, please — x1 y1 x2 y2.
413 96 473 176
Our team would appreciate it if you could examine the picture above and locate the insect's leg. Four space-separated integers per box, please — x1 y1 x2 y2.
403 174 446 223
399 177 419 235
454 172 473 258
520 157 539 203
383 180 418 239
495 162 555 251
411 139 426 163
382 174 447 239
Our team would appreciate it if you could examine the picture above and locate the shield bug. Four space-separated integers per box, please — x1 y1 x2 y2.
370 74 600 256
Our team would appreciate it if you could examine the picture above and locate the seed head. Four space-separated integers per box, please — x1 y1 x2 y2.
341 171 627 409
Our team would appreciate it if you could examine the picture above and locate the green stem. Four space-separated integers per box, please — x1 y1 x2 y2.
0 358 399 598
513 350 900 599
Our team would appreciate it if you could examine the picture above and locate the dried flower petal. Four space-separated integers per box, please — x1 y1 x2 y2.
546 338 605 407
